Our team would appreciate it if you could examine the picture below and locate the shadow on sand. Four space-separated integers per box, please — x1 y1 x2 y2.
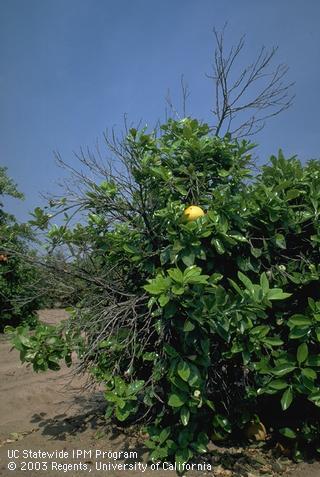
30 391 106 440
29 391 147 462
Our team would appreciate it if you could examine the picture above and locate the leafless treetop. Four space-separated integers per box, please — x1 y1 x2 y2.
208 26 295 137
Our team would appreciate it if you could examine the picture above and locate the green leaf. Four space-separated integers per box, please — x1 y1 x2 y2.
218 169 229 177
297 343 308 365
279 427 297 439
163 344 179 357
127 380 144 395
150 166 171 181
267 288 291 300
150 446 169 460
262 337 284 346
301 374 314 392
216 323 230 342
251 247 262 258
208 273 223 284
242 350 250 365
183 266 209 284
228 232 247 242
260 272 269 294
286 189 301 200
288 314 312 326
129 127 137 138
306 355 320 367
115 406 131 422
123 244 138 254
175 184 188 196
169 375 189 393
18 334 31 347
272 364 296 376
281 388 293 411
289 327 309 340
187 364 202 387
180 406 190 426
175 448 191 466
275 233 286 249
249 325 270 338
213 414 232 432
205 399 215 411
212 238 225 254
144 275 171 295
288 273 302 284
168 268 184 284
196 431 209 451
143 352 157 361
177 361 191 382
181 249 195 267
301 368 317 380
158 427 171 444
172 285 185 295
183 320 195 332
168 393 185 408
237 271 254 293
228 278 244 297
309 389 320 402
158 294 169 307
308 297 316 311
268 379 288 390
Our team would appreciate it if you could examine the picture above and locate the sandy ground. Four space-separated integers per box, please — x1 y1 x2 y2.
0 309 319 477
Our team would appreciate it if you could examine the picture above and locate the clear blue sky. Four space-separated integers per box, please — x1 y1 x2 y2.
1 0 319 222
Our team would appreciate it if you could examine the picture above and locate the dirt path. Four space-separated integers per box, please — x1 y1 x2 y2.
0 310 319 477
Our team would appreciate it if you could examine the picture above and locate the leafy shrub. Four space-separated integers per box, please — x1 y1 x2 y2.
0 167 41 329
5 316 83 371
7 118 320 462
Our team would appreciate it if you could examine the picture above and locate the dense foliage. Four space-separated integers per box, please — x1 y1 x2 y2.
0 167 41 329
6 118 320 463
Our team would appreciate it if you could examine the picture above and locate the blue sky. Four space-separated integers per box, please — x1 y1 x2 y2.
1 0 319 222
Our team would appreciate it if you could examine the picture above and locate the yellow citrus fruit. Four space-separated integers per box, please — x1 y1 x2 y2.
183 205 205 222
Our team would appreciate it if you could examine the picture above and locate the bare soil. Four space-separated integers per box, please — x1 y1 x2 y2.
0 309 319 477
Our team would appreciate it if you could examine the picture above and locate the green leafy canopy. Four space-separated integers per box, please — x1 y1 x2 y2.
6 118 320 462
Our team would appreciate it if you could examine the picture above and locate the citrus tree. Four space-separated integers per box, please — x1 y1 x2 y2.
7 118 320 463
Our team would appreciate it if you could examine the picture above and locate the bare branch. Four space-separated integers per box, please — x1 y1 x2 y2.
208 27 295 137
180 75 191 117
